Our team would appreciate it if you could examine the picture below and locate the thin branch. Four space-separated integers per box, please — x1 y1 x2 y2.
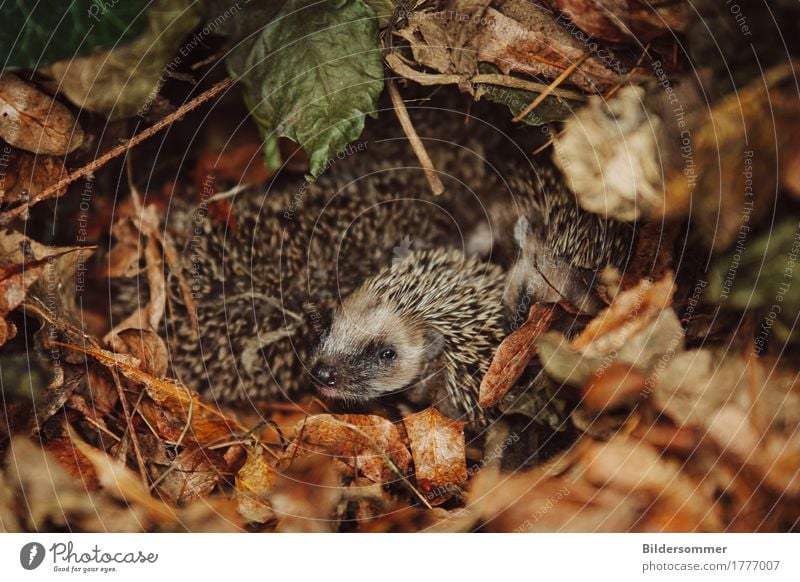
387 80 444 196
0 77 236 224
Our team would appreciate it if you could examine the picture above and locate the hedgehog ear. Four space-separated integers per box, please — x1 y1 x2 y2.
513 216 531 249
423 328 445 361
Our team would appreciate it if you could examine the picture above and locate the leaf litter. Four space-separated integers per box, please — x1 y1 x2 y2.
0 0 799 534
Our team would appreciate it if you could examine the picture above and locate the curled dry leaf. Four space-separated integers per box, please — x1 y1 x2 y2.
403 408 467 505
234 445 275 523
474 3 641 93
554 84 666 222
572 273 678 359
480 303 558 408
0 231 90 347
3 437 152 532
110 328 169 378
0 74 84 155
43 437 100 491
554 63 800 240
283 414 412 484
582 362 647 413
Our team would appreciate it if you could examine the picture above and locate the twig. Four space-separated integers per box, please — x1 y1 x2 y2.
0 77 236 224
512 53 590 123
110 366 149 484
387 80 444 196
531 44 651 155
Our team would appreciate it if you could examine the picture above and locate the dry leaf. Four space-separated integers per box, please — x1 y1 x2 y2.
0 231 89 347
572 273 678 359
43 437 100 491
0 74 84 155
283 414 412 484
56 341 242 447
110 328 169 377
44 0 202 120
582 438 723 531
480 303 557 408
582 362 647 413
234 445 275 523
154 445 223 505
0 149 67 207
552 0 690 43
538 274 682 390
403 408 467 504
272 454 342 532
474 4 640 93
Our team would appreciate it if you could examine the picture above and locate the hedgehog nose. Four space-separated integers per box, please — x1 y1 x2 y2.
312 362 337 387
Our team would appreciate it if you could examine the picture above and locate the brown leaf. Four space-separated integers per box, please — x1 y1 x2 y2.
0 74 84 155
272 454 342 532
154 445 223 505
283 414 412 484
54 340 243 447
43 438 100 491
104 240 142 278
0 149 67 207
474 4 641 93
234 446 275 523
537 274 682 391
552 0 690 43
110 328 169 377
480 303 557 408
582 438 723 531
5 436 243 532
0 261 46 347
582 362 647 413
0 233 89 347
403 408 466 504
573 273 676 356
0 231 93 330
43 1 202 121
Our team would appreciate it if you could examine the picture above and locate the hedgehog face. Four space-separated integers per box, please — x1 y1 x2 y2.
311 290 444 403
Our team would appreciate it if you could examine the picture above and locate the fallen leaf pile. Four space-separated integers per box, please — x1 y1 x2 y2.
1 0 800 534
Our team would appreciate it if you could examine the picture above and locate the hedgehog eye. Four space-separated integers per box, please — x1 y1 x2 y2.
379 348 397 361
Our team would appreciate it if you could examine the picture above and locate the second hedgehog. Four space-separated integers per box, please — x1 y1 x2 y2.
312 248 505 422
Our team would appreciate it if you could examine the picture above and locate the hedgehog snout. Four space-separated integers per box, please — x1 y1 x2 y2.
311 362 338 388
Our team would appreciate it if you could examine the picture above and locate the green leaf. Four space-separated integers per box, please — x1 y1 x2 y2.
227 0 384 177
44 0 202 120
705 218 800 346
364 0 398 27
0 0 150 70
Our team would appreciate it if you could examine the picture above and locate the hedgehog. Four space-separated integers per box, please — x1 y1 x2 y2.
311 248 506 422
488 161 636 325
155 132 497 405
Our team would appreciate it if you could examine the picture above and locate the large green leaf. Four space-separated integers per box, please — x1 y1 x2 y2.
227 0 384 176
1 0 150 70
